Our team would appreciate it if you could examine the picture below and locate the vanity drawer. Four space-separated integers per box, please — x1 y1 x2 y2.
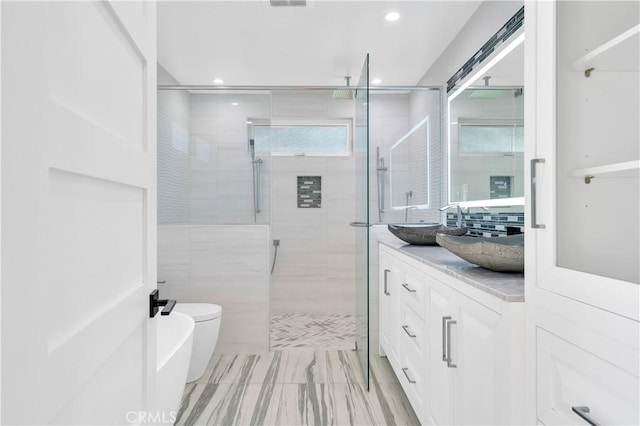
400 264 427 318
398 336 427 422
399 303 426 356
537 327 639 425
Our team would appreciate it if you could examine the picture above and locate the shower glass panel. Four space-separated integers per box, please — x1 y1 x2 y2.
189 91 272 224
158 89 272 225
354 54 370 389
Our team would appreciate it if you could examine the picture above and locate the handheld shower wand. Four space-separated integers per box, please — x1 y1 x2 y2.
249 139 256 160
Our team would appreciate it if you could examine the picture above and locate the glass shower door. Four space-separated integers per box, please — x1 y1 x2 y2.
354 54 370 388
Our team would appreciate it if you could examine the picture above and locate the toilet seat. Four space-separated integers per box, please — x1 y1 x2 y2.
175 303 222 322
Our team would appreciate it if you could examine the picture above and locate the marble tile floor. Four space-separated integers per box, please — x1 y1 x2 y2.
175 350 420 426
270 314 356 350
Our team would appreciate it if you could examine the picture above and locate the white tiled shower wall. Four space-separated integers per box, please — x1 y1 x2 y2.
269 156 356 315
267 90 357 316
190 92 272 224
158 225 270 354
158 65 190 223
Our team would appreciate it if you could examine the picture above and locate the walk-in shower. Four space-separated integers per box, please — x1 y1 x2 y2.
157 74 442 389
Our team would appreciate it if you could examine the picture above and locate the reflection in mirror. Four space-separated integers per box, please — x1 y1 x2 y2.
389 116 429 212
447 32 525 206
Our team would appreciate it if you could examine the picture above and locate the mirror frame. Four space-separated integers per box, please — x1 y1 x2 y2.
446 29 525 208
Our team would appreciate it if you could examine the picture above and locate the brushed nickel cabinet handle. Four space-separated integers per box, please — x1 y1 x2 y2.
402 283 416 293
401 367 416 384
446 319 457 368
442 316 451 361
401 325 416 338
384 269 391 295
572 406 600 426
530 158 546 229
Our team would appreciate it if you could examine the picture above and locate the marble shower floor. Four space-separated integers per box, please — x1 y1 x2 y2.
175 350 420 426
270 314 356 350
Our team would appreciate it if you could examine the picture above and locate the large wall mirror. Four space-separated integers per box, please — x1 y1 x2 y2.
447 28 525 207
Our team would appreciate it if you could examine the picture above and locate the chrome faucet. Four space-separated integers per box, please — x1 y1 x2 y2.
439 204 465 227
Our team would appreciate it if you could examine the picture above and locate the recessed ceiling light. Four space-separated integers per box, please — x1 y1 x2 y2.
231 102 239 106
212 78 224 84
371 78 382 85
385 11 400 22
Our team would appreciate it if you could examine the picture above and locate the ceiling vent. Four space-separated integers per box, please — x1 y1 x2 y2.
270 0 306 6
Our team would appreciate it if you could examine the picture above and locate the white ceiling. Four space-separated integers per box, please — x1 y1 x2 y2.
157 0 482 87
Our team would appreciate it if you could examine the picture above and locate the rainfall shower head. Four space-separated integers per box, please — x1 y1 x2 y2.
332 76 354 100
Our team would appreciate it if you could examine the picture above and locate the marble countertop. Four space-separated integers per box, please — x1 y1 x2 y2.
378 232 524 302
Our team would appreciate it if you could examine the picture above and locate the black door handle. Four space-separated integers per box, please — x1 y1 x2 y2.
149 289 176 317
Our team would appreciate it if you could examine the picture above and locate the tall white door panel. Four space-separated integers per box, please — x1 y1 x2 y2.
1 1 157 424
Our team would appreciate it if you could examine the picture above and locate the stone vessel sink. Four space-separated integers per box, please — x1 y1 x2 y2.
387 223 468 246
435 233 524 272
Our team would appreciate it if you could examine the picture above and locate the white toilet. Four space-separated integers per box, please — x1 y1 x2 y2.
173 303 222 382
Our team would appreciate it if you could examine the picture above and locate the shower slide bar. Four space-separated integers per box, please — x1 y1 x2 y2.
249 138 262 222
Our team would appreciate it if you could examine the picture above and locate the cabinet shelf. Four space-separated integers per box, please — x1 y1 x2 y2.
572 24 640 73
570 160 640 183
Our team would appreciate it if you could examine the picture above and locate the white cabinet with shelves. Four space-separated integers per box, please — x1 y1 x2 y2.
570 160 640 183
379 243 525 425
526 1 640 424
539 0 640 289
571 23 640 73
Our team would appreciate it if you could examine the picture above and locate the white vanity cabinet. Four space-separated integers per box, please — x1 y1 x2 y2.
379 243 525 425
526 1 640 424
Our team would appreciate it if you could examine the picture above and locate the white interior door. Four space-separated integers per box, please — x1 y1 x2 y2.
1 1 157 424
